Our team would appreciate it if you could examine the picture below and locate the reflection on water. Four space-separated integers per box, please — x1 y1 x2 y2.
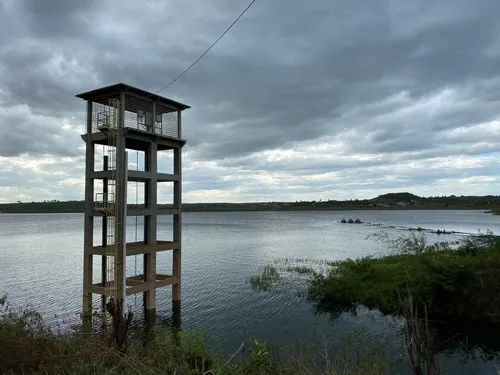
1 210 500 374
145 300 182 334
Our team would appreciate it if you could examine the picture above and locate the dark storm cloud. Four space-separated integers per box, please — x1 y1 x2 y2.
2 53 93 117
0 108 82 157
171 1 500 160
1 0 500 201
17 0 95 37
4 0 500 154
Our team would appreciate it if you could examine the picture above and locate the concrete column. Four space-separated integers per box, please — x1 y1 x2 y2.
172 145 182 301
144 140 157 311
83 100 94 314
172 299 181 332
115 92 127 303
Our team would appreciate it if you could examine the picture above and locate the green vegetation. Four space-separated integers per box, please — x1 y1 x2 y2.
248 265 282 291
1 192 500 213
251 231 500 325
310 231 500 324
248 231 500 373
0 296 392 375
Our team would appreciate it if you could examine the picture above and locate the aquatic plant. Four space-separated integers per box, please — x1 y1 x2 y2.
248 265 282 291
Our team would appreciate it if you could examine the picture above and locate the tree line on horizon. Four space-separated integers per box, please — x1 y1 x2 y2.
0 192 499 213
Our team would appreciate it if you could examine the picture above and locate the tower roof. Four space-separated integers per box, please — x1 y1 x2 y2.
75 83 190 111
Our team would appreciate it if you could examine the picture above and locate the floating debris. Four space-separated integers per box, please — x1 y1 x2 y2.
363 222 473 235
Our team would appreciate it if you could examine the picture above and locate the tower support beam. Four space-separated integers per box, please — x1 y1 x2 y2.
83 101 94 315
172 145 182 301
144 139 158 311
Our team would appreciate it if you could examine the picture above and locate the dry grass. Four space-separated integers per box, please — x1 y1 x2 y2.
0 295 394 375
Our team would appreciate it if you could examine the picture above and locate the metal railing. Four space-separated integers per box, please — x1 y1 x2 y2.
88 95 181 138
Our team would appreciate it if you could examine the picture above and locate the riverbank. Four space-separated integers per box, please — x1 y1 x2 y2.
0 297 391 375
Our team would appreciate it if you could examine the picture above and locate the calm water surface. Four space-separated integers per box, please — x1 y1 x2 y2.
1 210 499 374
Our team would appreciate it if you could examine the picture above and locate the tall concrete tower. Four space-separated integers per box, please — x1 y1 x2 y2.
77 83 189 315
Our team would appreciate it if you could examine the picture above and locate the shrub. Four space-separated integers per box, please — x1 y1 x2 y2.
0 296 392 375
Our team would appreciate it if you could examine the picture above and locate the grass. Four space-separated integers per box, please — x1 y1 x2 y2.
248 265 282 291
0 295 394 375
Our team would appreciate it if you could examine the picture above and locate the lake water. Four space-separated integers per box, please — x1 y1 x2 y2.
1 210 499 374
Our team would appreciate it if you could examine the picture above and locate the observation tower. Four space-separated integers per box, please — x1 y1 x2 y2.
77 83 189 315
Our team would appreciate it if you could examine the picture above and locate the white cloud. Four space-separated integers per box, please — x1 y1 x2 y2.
0 0 500 203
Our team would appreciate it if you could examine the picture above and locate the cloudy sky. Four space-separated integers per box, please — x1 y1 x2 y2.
1 0 499 203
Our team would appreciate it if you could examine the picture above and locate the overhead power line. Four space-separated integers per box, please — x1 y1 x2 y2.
153 0 257 95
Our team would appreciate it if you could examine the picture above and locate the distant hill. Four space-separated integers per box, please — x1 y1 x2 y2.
372 192 422 202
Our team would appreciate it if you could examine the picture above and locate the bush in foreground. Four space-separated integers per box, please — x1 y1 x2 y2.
0 295 392 375
308 231 500 324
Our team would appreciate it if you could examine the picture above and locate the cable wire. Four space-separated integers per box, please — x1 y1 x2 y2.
153 0 257 94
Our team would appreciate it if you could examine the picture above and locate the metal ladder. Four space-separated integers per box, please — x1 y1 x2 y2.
100 99 121 303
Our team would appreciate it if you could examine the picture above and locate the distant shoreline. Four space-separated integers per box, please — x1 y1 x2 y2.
1 192 499 214
0 206 498 214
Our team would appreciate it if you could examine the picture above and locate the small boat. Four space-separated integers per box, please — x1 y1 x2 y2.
354 218 363 224
340 218 347 223
347 218 354 223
